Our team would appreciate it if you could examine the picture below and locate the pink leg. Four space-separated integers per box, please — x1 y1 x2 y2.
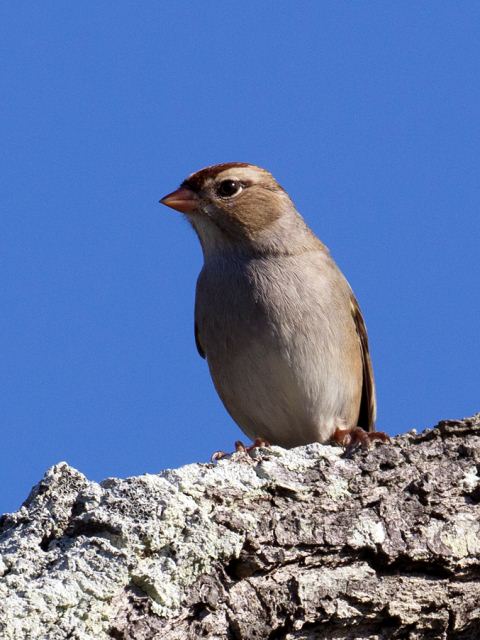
332 426 389 456
211 438 271 462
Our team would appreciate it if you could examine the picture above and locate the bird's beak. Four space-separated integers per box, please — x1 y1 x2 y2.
159 187 199 213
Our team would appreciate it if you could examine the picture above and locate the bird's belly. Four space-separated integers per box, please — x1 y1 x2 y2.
207 330 358 447
196 254 363 447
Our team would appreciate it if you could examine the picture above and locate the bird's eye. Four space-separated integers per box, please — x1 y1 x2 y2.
216 179 242 198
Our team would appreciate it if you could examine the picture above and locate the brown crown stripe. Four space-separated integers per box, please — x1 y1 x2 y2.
181 162 259 192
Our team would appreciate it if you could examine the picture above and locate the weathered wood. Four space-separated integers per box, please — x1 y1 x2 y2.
1 416 479 639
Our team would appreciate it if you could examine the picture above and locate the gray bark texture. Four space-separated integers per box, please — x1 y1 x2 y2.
1 416 479 640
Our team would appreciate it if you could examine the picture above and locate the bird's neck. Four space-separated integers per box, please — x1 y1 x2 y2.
199 215 325 264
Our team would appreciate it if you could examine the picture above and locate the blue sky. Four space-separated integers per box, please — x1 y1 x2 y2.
1 3 479 513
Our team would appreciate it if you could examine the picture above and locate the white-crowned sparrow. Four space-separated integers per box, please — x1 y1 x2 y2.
160 163 388 452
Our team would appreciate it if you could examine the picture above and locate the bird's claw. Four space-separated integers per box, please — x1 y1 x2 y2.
211 438 271 463
332 426 390 457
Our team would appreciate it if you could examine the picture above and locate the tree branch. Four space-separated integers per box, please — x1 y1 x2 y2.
1 415 479 639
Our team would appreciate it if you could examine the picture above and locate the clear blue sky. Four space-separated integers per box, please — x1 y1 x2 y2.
1 3 479 513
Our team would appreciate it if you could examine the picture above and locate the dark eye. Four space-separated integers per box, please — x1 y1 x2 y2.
216 179 242 198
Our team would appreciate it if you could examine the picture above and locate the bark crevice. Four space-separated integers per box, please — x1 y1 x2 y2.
0 415 479 639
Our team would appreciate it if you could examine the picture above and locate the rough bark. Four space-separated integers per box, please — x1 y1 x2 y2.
0 416 479 639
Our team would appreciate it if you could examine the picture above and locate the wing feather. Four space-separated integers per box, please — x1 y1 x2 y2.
351 296 376 431
195 321 206 359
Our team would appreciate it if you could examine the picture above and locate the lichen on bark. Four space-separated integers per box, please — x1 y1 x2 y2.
0 415 479 639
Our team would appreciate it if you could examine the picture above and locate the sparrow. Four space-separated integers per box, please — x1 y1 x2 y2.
160 163 388 453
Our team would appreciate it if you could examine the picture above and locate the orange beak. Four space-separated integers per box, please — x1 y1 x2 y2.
159 187 198 213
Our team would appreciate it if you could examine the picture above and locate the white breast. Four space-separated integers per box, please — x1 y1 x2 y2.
195 251 362 447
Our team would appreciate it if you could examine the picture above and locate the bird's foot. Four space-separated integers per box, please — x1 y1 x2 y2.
332 426 390 457
211 438 271 462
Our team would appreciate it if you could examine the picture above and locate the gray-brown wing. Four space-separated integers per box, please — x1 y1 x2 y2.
351 295 376 431
194 321 206 359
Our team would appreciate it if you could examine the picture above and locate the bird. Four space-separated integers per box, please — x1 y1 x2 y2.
160 163 388 454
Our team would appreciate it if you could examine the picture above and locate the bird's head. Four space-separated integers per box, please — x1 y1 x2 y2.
160 163 313 257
